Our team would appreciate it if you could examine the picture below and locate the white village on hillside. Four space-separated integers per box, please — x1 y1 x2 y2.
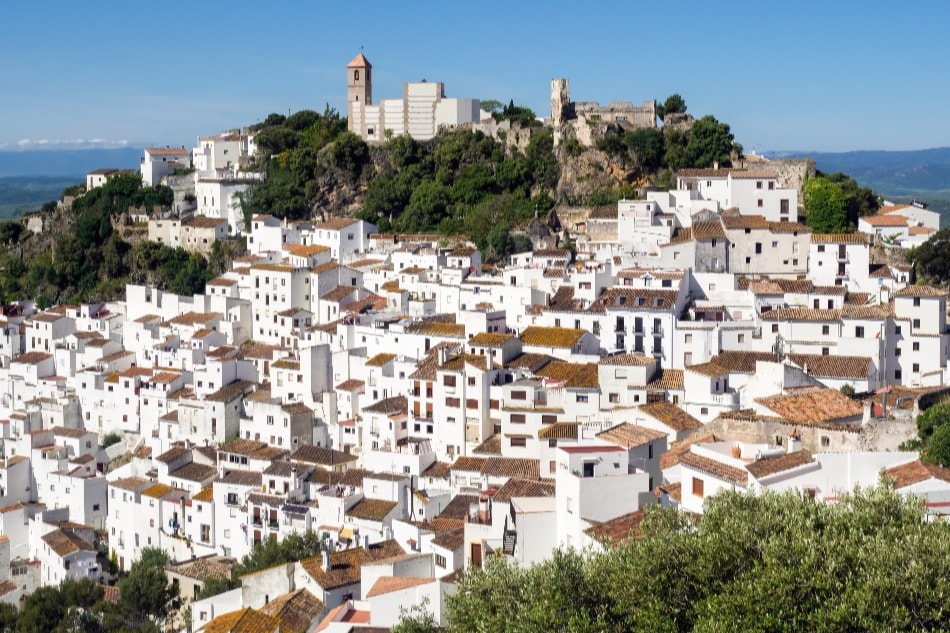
4 53 950 631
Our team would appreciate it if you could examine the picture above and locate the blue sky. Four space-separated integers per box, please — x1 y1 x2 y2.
2 1 947 153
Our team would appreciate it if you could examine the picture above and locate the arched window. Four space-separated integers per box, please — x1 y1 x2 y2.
354 69 360 81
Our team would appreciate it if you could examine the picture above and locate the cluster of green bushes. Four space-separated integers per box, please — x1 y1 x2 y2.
0 173 223 305
245 107 557 261
11 548 175 633
803 172 881 233
399 485 950 632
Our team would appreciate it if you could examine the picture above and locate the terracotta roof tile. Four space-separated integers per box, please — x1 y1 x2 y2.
203 607 279 633
686 361 729 378
862 215 908 227
721 214 770 230
259 589 323 633
535 361 599 389
894 285 946 298
692 221 726 240
660 434 718 470
438 494 479 520
646 369 684 391
519 326 586 348
584 509 646 543
744 449 815 479
468 332 515 347
596 422 668 447
761 307 841 322
538 422 578 440
599 353 655 366
638 401 702 433
347 498 398 522
299 540 405 591
755 389 863 425
430 527 465 551
811 232 868 244
472 434 502 455
483 457 540 480
366 575 434 599
886 459 950 488
679 451 749 486
492 478 556 502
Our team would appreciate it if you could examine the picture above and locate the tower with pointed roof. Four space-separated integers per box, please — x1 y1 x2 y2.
347 53 372 137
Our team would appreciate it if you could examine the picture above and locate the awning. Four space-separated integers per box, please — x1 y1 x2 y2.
340 526 355 540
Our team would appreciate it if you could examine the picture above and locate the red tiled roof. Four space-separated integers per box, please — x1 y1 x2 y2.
746 449 815 479
885 459 950 488
679 450 748 486
755 389 863 425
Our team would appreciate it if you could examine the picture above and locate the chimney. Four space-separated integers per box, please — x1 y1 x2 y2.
477 492 492 524
321 548 331 572
787 429 802 454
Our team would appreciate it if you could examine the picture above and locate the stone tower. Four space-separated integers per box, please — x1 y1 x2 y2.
347 53 372 136
550 78 571 147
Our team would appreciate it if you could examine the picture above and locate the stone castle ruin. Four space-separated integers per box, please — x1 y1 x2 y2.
551 78 659 147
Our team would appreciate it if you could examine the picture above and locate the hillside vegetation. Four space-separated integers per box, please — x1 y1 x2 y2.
0 174 231 306
0 98 886 304
243 100 741 260
398 485 950 633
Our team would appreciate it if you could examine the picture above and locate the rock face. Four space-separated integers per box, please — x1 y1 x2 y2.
555 145 620 203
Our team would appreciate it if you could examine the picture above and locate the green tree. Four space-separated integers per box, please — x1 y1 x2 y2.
685 115 738 168
480 100 504 115
0 222 22 246
16 586 65 633
804 177 850 233
656 93 687 119
235 530 324 577
625 128 664 173
906 228 950 283
0 603 15 633
417 485 950 633
924 422 950 468
823 171 880 221
917 402 950 440
662 127 690 170
111 547 176 629
194 576 240 601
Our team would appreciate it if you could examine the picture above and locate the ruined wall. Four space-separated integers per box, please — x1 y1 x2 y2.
549 77 655 147
704 412 917 453
663 112 694 131
464 118 535 154
164 173 198 214
748 158 816 195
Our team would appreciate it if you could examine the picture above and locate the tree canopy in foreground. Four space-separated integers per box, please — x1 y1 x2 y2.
398 485 950 632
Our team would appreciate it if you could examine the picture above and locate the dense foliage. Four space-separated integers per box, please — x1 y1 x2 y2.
655 93 687 120
0 174 222 305
246 108 557 261
906 400 950 467
907 227 950 284
597 110 741 176
13 548 174 633
399 486 950 632
819 171 880 222
803 177 850 233
192 529 326 603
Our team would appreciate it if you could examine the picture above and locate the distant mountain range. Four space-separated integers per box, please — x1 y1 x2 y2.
0 148 144 179
766 147 950 202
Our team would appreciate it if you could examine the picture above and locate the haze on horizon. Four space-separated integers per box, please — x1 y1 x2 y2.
3 1 948 154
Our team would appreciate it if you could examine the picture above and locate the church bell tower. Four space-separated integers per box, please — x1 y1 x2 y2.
347 53 372 136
